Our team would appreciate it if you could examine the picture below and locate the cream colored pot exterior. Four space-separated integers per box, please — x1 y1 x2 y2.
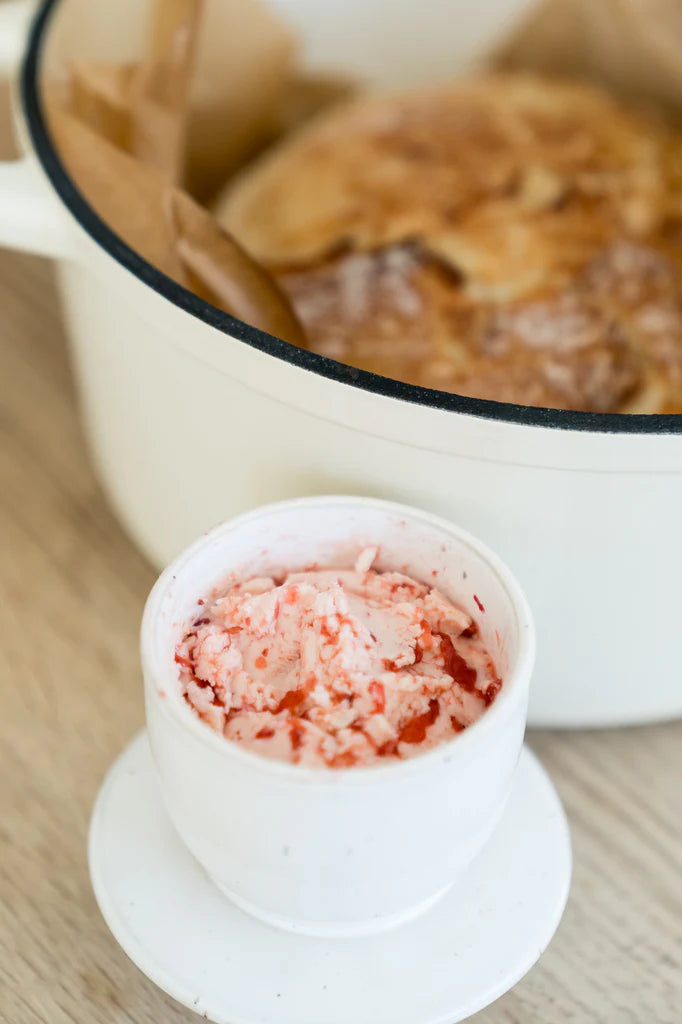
0 0 680 727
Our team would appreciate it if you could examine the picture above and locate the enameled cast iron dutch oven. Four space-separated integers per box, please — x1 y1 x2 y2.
0 0 680 726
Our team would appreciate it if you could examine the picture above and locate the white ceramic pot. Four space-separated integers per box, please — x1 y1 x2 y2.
141 496 534 936
0 0 680 728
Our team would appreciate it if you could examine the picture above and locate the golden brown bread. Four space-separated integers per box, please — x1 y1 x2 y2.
217 73 682 412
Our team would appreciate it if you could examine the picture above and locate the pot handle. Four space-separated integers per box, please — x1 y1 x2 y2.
0 0 70 258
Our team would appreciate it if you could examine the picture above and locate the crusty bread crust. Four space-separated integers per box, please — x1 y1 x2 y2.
218 74 682 412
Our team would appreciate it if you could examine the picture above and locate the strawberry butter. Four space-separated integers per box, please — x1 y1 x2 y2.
175 548 501 767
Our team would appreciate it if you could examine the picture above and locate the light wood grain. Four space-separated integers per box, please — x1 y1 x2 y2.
0 99 681 1024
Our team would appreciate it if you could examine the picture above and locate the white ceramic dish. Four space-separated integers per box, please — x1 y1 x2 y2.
142 496 534 936
0 0 680 729
89 731 571 1024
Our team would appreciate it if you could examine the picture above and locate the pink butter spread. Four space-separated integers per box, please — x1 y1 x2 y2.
175 548 502 767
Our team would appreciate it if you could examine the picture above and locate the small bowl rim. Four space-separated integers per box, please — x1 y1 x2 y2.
141 495 535 785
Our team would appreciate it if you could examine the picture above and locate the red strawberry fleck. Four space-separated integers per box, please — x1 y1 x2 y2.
437 633 477 692
400 699 440 744
277 688 307 714
368 680 385 712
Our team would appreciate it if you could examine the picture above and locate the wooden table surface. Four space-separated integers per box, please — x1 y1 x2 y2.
1 96 681 1024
